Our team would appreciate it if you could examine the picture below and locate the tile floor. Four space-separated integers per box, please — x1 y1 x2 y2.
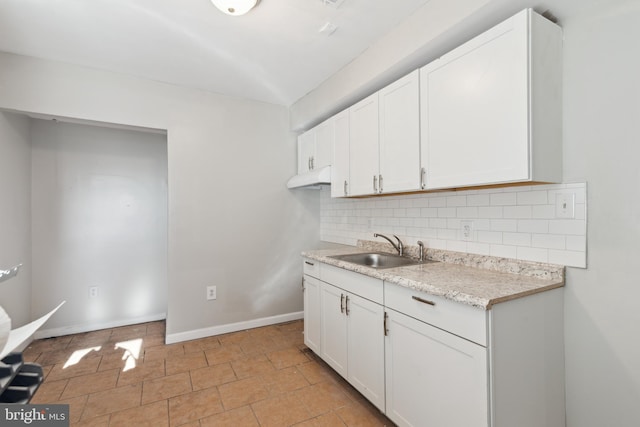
24 320 395 426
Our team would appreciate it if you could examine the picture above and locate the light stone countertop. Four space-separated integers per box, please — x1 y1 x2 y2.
302 241 565 310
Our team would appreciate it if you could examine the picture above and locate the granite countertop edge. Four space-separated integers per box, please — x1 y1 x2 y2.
302 243 565 310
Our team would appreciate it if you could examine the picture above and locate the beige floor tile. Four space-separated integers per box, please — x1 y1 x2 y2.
238 336 277 355
82 383 142 419
54 394 87 423
231 354 276 379
31 378 68 403
190 363 237 390
165 350 207 376
141 372 192 404
260 366 310 395
276 320 304 333
146 321 166 335
117 358 165 386
61 368 119 399
25 335 73 354
47 354 102 382
109 399 169 427
298 360 341 385
335 401 393 427
204 343 245 365
97 348 140 371
144 343 185 361
298 381 353 417
68 329 113 348
267 347 310 369
251 392 313 427
108 324 149 342
199 405 259 427
34 347 77 366
73 414 110 427
169 387 224 426
182 336 221 353
216 330 250 345
218 377 270 410
293 411 348 427
141 334 166 349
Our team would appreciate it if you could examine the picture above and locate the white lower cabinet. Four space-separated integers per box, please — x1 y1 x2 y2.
320 281 385 411
302 275 321 354
385 308 488 427
304 260 564 427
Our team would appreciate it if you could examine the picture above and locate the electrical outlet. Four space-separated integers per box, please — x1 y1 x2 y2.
460 220 474 241
206 285 217 301
555 193 575 219
89 286 99 298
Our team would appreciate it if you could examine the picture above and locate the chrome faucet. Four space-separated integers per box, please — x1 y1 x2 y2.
374 233 404 256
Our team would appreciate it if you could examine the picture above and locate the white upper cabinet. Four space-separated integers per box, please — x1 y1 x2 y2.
420 9 562 190
348 93 379 196
297 117 333 174
379 69 421 193
347 71 421 197
331 109 350 197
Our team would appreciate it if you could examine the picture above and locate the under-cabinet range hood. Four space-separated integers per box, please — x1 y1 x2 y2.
286 166 331 189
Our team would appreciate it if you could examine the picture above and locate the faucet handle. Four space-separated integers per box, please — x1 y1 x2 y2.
392 235 404 256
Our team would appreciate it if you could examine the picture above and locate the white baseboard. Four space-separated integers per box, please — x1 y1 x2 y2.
34 312 167 339
165 311 304 345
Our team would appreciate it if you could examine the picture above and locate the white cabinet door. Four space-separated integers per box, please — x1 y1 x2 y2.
385 309 488 427
420 9 561 190
349 93 379 196
314 118 333 170
331 109 350 198
320 282 348 377
303 275 322 354
379 70 421 193
346 293 385 411
297 129 316 174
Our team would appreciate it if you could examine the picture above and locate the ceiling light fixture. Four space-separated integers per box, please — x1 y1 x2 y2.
211 0 258 16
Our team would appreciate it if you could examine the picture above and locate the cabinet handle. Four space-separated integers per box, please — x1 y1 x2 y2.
345 295 350 315
344 180 348 196
421 167 426 190
311 156 315 170
373 175 378 193
301 277 305 291
379 174 383 193
412 295 436 306
384 311 389 336
340 293 345 313
308 157 311 171
304 261 314 266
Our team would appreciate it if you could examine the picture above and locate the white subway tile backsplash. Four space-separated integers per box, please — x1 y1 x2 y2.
320 182 587 268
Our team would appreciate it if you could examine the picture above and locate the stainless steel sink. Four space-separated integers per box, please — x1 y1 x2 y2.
329 252 423 269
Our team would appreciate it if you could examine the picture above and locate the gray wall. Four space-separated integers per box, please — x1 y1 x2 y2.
31 120 168 333
0 51 321 341
562 2 640 425
0 112 32 327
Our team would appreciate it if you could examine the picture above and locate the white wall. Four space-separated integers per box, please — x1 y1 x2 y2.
0 51 321 340
562 1 640 425
0 112 32 327
30 119 168 333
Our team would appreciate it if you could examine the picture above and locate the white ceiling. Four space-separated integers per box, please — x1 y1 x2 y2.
0 0 432 106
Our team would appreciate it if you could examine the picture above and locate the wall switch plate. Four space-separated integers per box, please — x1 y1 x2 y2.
555 193 575 219
89 286 99 298
206 285 217 301
460 220 474 241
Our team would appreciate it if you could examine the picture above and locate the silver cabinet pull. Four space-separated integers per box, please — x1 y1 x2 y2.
412 295 435 306
344 180 348 196
373 175 378 193
304 261 314 266
421 167 426 189
301 277 305 291
345 295 350 315
308 157 311 171
384 311 389 336
340 293 345 313
311 156 314 170
379 174 383 193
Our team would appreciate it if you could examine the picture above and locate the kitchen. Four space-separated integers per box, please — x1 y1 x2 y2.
0 0 638 426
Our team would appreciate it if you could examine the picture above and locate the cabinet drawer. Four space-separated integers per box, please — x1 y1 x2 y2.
303 258 320 278
384 283 487 346
320 263 383 304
